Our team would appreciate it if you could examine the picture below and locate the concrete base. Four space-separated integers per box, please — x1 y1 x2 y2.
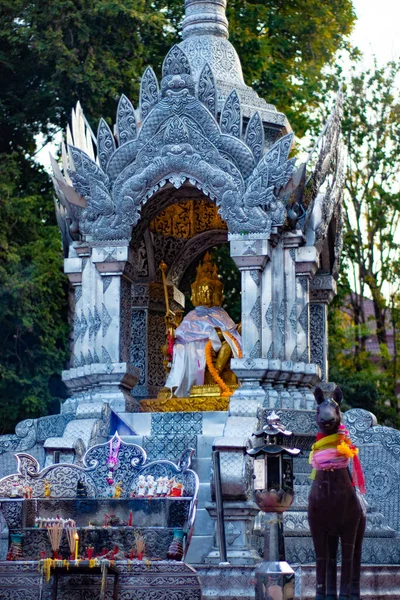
0 560 201 600
195 563 400 600
294 564 400 600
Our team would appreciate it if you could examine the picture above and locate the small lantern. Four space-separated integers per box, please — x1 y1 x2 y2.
248 411 300 513
247 411 300 600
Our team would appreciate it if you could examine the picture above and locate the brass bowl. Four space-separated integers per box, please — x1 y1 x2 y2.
254 488 294 513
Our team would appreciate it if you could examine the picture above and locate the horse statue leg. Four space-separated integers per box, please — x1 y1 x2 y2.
350 513 366 600
338 522 360 600
309 525 328 600
326 535 339 600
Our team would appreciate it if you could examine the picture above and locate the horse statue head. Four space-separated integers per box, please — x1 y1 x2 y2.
314 385 343 435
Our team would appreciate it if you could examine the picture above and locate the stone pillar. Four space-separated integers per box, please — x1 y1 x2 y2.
294 245 321 408
309 274 337 382
229 233 270 407
62 243 140 412
205 234 271 566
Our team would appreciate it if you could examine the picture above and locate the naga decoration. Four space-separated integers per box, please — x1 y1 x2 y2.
51 45 298 246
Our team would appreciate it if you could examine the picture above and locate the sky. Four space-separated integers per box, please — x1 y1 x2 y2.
351 0 400 65
35 0 400 169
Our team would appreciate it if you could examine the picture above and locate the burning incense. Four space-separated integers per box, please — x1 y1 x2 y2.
66 525 77 558
47 521 64 557
135 531 146 560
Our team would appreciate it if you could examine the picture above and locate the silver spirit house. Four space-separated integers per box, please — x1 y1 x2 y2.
0 0 400 598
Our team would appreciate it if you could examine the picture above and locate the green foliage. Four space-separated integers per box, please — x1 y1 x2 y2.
228 0 355 136
327 61 400 424
328 272 400 429
0 153 69 433
0 0 167 144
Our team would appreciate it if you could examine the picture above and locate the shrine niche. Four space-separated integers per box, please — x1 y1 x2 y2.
141 252 242 412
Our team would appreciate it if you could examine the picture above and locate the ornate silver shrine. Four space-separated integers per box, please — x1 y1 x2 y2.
1 0 400 598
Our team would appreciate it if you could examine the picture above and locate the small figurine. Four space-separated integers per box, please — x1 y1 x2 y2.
76 479 88 498
161 476 169 496
24 485 33 499
166 477 174 496
106 470 114 486
170 481 184 497
10 477 21 498
44 480 51 498
137 475 146 497
146 475 156 497
113 481 123 499
155 477 164 496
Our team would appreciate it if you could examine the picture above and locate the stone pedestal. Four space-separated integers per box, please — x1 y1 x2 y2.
205 501 261 565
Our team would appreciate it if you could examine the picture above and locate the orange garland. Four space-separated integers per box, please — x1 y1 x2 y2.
223 331 243 358
205 340 232 397
205 333 242 397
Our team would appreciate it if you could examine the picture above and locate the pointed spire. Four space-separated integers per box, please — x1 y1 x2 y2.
182 0 229 40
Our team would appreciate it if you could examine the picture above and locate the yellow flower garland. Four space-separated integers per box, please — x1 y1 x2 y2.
337 440 359 459
40 558 70 583
205 333 242 397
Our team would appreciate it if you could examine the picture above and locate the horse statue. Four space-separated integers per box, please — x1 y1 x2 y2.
308 386 366 600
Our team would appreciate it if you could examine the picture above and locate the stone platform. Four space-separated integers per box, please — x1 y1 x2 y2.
195 564 400 600
0 560 202 600
1 561 399 599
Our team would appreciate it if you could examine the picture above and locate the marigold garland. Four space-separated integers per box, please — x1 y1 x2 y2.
337 440 359 459
205 340 232 397
40 558 70 583
224 331 243 358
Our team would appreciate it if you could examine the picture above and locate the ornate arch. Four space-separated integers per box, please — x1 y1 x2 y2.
52 45 296 243
168 229 228 287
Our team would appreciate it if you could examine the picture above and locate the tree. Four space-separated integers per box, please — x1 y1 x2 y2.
343 62 400 387
0 0 168 433
0 154 69 433
327 61 400 425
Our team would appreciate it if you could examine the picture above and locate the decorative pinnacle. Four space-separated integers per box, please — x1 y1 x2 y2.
182 0 229 40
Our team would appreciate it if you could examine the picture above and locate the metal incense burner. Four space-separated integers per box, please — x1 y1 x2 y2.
247 412 300 600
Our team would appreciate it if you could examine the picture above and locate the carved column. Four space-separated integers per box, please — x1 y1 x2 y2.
62 243 140 412
205 234 270 566
309 274 337 382
229 233 270 407
294 245 321 408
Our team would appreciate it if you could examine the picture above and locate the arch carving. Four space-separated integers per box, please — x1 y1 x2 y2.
53 45 296 243
168 229 228 287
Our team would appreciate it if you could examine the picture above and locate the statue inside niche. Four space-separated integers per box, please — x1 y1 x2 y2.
165 252 242 398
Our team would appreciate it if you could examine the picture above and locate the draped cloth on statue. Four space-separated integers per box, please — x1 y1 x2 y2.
165 306 242 398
